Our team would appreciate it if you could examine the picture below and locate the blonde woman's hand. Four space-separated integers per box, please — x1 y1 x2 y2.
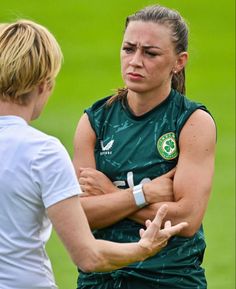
138 204 188 256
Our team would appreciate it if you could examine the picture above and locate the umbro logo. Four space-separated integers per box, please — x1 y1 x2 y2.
100 140 114 155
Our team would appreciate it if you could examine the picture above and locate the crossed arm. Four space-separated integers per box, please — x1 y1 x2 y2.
73 109 216 237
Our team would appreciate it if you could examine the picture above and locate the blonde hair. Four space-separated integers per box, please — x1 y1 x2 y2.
0 19 63 105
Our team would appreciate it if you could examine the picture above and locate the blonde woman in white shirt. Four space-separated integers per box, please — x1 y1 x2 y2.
0 20 187 289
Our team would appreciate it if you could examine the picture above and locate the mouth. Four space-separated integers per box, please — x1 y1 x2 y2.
127 72 144 80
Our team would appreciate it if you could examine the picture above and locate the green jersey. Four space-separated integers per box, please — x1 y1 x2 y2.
78 89 210 288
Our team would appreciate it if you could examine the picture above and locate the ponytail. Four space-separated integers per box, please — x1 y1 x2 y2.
171 68 186 95
106 88 128 106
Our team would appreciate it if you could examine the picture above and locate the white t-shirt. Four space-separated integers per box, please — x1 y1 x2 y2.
0 116 82 289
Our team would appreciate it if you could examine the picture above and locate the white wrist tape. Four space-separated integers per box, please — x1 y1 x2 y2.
133 184 148 208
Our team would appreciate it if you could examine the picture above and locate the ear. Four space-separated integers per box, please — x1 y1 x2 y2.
173 52 188 73
38 81 47 95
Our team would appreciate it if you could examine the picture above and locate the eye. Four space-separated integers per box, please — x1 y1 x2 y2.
144 50 158 57
122 46 135 54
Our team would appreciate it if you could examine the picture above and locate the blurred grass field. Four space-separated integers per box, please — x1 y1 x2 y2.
1 1 235 288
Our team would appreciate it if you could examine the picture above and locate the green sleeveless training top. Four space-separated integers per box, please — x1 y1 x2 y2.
78 89 209 288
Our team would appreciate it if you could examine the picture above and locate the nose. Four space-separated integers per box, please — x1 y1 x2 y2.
129 50 143 67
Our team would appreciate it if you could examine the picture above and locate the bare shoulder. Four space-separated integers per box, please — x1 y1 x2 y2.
73 113 97 171
74 113 96 145
185 109 215 128
75 113 94 134
180 109 216 140
179 109 216 155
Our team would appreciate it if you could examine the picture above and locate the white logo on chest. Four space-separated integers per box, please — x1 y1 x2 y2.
100 140 114 155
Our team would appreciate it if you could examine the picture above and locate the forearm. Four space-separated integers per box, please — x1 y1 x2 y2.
129 165 213 237
80 188 139 230
88 239 149 272
49 196 150 273
129 200 201 237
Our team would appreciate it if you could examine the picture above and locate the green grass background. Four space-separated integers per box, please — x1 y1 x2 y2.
1 1 235 288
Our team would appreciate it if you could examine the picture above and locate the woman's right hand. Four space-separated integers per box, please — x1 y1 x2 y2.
79 167 117 196
143 169 175 204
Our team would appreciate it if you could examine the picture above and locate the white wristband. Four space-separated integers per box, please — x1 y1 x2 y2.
133 184 148 208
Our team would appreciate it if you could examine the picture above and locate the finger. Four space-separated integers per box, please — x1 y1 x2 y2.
81 168 98 178
79 184 91 194
145 219 152 228
139 228 145 237
79 184 85 192
79 170 88 177
163 222 188 237
152 204 168 227
78 177 86 185
164 220 171 229
79 192 90 197
80 170 95 178
164 168 176 178
79 167 87 173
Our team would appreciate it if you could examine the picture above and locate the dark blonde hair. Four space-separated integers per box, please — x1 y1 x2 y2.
108 4 188 105
0 20 63 105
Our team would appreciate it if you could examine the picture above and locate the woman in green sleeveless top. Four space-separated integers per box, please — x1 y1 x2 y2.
73 5 216 289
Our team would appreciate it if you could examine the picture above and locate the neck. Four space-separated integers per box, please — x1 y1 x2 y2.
0 100 34 123
127 86 171 116
0 88 41 122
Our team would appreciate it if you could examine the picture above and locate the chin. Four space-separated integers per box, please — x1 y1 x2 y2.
125 80 147 92
126 85 147 93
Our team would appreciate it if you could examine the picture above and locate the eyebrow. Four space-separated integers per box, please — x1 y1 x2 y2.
123 41 162 50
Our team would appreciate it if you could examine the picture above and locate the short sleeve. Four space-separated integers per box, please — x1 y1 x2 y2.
175 95 210 141
31 137 82 208
84 95 112 136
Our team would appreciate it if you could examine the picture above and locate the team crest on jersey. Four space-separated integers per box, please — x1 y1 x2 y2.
157 132 178 160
